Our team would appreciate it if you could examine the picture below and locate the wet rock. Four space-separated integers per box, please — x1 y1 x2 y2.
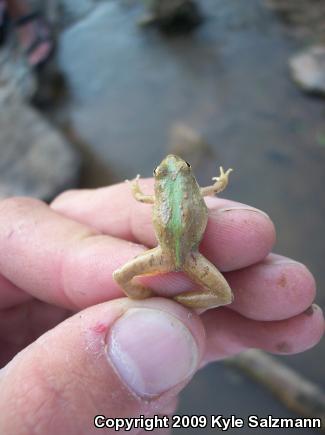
0 8 67 106
168 123 216 175
289 46 325 96
0 48 36 102
0 96 81 200
169 123 211 162
57 0 95 26
0 27 80 201
141 0 202 32
266 0 325 41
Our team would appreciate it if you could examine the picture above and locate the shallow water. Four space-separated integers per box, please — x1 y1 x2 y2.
54 0 325 431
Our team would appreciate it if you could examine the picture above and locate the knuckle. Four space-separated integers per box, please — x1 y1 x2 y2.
0 197 46 242
0 196 44 216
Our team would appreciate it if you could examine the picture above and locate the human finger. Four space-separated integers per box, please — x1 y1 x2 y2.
0 273 32 309
0 198 311 323
118 253 317 322
0 299 70 366
51 181 276 271
225 253 316 321
0 298 205 435
0 195 273 310
202 304 324 363
0 197 132 309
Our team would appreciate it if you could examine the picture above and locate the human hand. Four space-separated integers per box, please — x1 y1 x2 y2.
0 181 323 434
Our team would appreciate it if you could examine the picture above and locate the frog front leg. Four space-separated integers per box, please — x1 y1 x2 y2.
200 166 233 197
174 251 233 309
131 175 155 204
113 247 172 299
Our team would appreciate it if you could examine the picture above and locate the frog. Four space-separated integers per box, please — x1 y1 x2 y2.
113 154 234 309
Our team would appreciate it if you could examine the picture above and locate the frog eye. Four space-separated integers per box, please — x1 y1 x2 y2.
185 161 191 168
153 168 158 176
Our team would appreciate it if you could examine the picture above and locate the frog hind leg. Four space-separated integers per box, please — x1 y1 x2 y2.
113 247 171 300
174 251 233 309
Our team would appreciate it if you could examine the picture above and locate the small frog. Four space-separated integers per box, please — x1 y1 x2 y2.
113 154 233 309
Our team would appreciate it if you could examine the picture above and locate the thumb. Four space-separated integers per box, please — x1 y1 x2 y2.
0 298 205 435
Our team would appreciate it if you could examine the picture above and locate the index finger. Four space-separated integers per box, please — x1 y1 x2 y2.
51 179 276 272
0 195 248 310
0 196 315 325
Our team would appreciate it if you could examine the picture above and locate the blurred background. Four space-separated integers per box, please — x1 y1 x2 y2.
0 0 324 433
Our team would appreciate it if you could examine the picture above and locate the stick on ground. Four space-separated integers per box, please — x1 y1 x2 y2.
226 349 325 431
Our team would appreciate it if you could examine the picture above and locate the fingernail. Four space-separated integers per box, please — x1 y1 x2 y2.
217 206 270 220
107 308 199 398
304 304 317 316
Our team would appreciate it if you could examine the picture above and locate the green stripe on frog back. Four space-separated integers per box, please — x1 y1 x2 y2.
164 161 183 268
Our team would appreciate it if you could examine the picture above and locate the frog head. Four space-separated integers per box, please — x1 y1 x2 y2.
153 154 191 181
